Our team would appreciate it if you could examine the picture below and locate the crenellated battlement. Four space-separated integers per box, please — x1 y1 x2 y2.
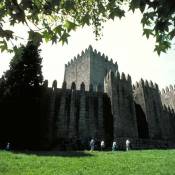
133 79 159 90
47 80 104 93
162 105 175 119
161 84 175 111
65 45 118 69
161 84 175 94
104 70 132 85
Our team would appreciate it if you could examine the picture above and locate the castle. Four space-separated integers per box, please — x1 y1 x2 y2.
41 45 175 150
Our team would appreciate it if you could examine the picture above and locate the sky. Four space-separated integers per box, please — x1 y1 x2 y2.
0 10 175 90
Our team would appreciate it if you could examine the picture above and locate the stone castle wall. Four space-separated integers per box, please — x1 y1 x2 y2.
38 46 175 149
40 81 113 149
40 79 175 150
161 85 175 110
104 71 138 140
64 50 90 90
133 80 163 139
90 47 118 91
64 46 118 91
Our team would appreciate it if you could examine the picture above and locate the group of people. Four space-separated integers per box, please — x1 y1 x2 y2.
90 139 130 151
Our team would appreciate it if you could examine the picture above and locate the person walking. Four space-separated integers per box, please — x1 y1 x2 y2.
90 139 95 152
100 140 105 151
126 139 130 151
112 141 117 151
6 142 10 151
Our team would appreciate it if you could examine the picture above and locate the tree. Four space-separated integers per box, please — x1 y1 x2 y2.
0 41 44 149
3 41 43 97
0 0 174 55
0 76 5 98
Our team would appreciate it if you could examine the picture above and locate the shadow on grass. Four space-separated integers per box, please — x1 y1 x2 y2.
13 150 94 157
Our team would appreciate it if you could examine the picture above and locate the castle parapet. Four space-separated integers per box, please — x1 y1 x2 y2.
170 84 174 91
52 80 57 89
71 82 76 90
149 80 154 88
139 78 144 87
145 80 149 87
134 79 159 90
127 74 131 82
110 58 113 63
62 81 67 89
121 72 126 80
166 86 169 92
80 82 85 91
116 71 120 79
161 88 165 94
161 84 175 110
97 51 101 57
161 84 175 95
105 71 132 86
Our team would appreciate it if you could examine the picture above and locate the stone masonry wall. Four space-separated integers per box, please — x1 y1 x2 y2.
133 80 162 139
104 71 138 140
64 50 90 90
64 45 118 91
90 47 118 91
47 81 108 149
161 85 175 110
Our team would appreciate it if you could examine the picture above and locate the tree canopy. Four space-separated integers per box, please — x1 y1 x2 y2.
0 0 175 55
1 41 43 97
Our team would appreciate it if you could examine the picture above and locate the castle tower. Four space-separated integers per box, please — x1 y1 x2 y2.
104 71 138 141
133 80 162 139
64 45 118 91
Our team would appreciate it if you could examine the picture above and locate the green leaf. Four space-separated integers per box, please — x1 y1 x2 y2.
59 31 70 45
109 7 125 20
82 14 90 26
169 29 175 40
139 1 146 13
129 0 140 12
154 41 171 55
154 45 161 56
64 20 77 32
53 25 64 36
0 40 8 52
143 29 153 39
51 34 58 44
42 31 51 43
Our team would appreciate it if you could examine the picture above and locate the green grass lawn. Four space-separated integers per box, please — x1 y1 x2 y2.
0 149 175 175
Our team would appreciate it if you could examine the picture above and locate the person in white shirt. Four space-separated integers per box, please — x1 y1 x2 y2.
100 140 105 151
6 142 10 151
112 141 117 151
90 139 95 151
126 139 130 151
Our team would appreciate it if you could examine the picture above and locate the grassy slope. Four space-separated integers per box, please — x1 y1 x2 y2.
0 150 175 175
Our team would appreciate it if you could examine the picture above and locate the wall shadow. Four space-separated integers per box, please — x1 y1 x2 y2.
135 103 149 139
13 150 94 157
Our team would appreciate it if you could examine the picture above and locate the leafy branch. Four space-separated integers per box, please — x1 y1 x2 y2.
0 0 174 55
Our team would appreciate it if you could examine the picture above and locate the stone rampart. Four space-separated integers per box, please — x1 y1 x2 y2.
104 71 138 140
161 85 175 110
